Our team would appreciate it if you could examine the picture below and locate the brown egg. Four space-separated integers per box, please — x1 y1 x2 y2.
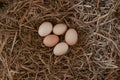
43 34 59 47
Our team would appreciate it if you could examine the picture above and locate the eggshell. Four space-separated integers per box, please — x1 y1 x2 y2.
43 34 59 47
53 42 69 56
38 22 53 37
53 23 67 35
65 29 78 45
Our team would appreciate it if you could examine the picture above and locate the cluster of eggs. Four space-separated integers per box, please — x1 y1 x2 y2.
38 22 78 56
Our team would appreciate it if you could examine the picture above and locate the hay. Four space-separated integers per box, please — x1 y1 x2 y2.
0 0 120 80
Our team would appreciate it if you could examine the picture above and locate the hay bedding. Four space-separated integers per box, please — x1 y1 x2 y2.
0 0 120 80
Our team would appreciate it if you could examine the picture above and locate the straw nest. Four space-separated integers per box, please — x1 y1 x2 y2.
0 0 120 80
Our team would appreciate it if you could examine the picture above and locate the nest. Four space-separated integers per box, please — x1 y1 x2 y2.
0 0 120 80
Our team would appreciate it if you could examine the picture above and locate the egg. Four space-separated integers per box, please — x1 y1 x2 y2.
53 23 67 35
53 42 69 56
43 34 59 47
38 22 53 37
65 28 78 45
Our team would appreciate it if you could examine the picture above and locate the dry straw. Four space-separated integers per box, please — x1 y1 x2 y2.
0 0 120 80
